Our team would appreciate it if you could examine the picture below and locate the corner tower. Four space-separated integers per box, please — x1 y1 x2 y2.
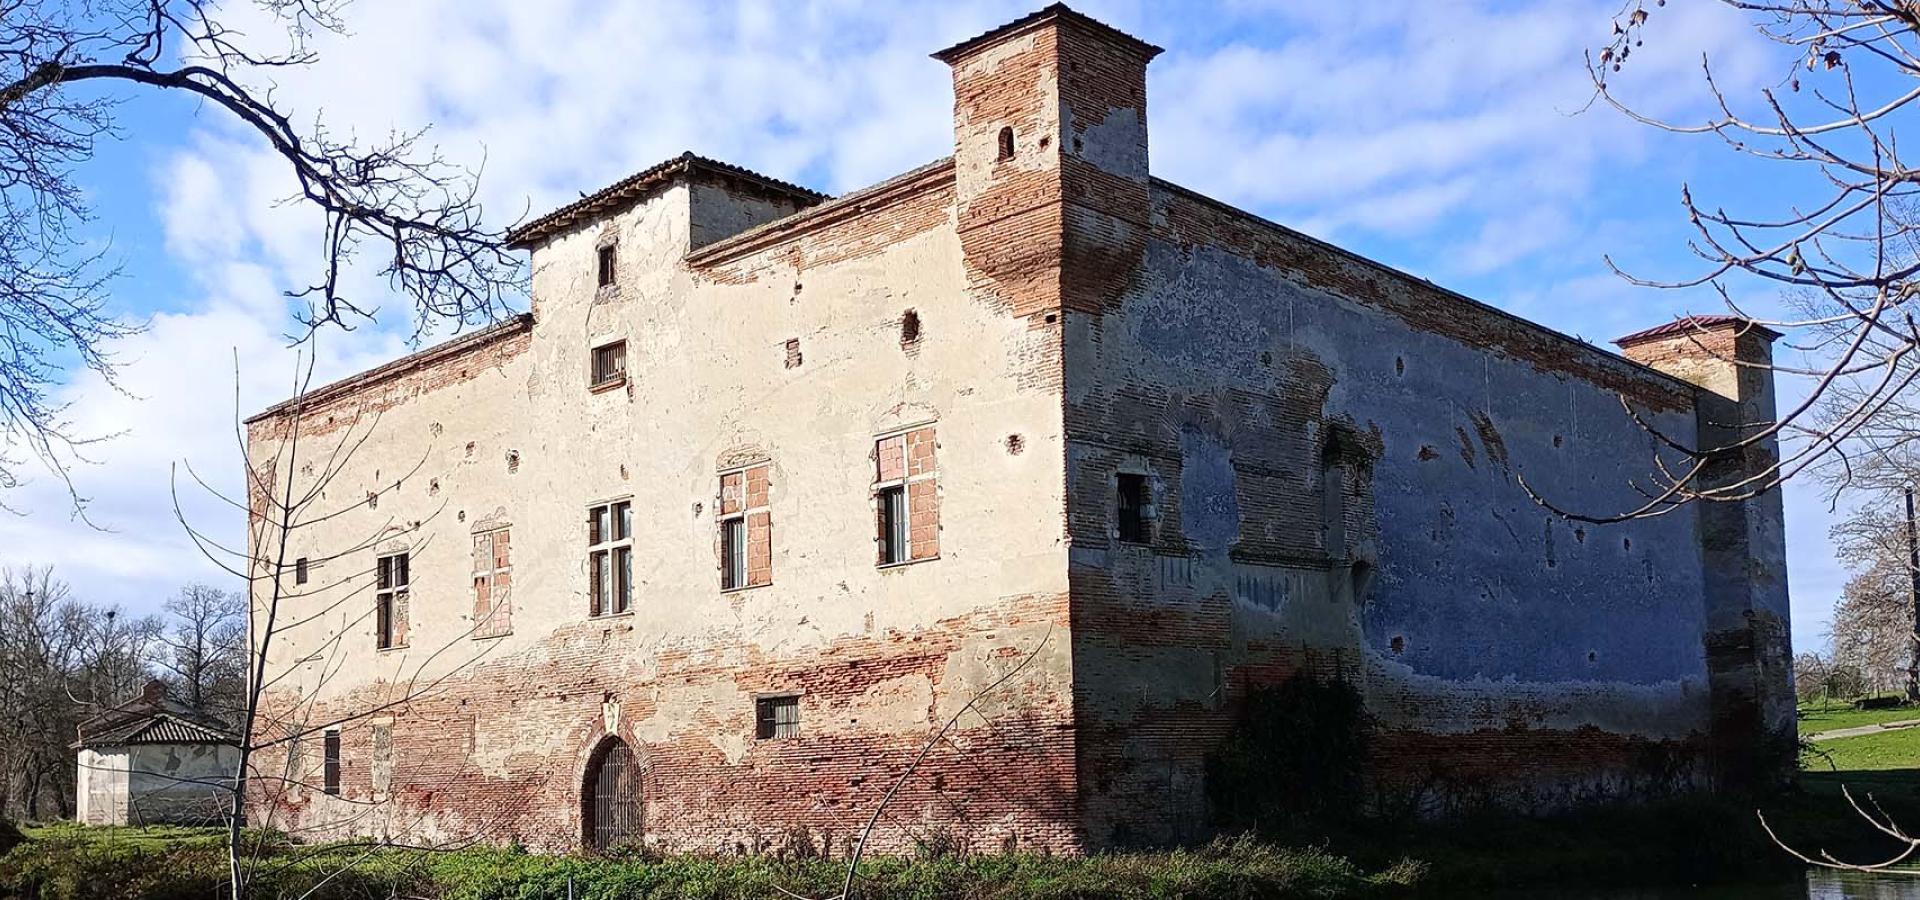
935 3 1161 319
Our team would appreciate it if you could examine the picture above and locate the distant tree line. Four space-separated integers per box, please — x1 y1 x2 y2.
0 565 243 821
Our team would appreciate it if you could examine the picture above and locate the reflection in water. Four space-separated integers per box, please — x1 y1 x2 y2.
1447 871 1920 898
1809 870 1920 899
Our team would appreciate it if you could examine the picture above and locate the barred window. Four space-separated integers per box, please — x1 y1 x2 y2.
591 341 627 390
755 695 800 740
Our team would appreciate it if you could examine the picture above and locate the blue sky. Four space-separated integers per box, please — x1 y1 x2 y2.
4 0 1863 648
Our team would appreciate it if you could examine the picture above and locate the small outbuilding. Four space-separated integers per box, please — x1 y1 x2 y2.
73 681 239 826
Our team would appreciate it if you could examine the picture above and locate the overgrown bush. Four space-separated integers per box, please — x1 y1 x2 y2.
1207 676 1370 839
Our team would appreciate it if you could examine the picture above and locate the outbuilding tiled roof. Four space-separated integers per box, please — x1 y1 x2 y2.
1614 315 1783 348
506 152 828 249
73 681 238 749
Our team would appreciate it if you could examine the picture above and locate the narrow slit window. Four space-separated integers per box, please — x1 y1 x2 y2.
597 244 617 288
755 695 800 740
591 341 627 390
997 126 1015 161
375 552 408 649
1116 473 1150 544
588 500 632 616
294 557 309 585
322 730 341 795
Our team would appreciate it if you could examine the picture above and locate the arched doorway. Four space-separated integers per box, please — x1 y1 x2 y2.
582 737 643 851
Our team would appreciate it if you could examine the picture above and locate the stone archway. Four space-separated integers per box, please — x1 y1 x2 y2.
581 736 643 851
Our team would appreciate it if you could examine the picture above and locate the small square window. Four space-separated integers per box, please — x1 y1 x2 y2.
591 341 627 390
294 557 309 585
597 244 617 288
1117 473 1150 544
755 695 799 740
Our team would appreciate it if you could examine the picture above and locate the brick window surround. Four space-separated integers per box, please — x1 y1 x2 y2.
471 527 512 638
718 464 772 590
589 500 632 616
874 426 938 565
374 552 409 650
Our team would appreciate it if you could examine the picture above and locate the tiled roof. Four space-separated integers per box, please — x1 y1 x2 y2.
245 313 534 424
1614 315 1783 348
932 3 1162 63
506 152 828 249
74 682 238 749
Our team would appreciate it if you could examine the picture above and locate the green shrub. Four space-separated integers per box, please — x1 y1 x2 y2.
1207 676 1371 839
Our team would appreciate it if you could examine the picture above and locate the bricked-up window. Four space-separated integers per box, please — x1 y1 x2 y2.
590 341 626 390
1322 451 1348 560
294 557 309 585
322 729 341 795
1116 473 1151 544
472 527 512 638
375 552 408 650
588 501 632 616
718 465 772 590
597 244 617 288
873 427 938 565
755 695 800 740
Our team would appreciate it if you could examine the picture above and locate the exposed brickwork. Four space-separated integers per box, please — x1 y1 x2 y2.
244 3 1787 861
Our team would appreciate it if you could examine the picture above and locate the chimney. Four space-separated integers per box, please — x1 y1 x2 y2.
934 4 1161 318
1616 315 1793 789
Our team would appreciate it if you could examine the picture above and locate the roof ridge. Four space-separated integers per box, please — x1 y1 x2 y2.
507 153 829 248
932 3 1162 63
1614 314 1783 348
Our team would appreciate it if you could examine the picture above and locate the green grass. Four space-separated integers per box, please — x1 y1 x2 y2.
0 826 1420 900
1807 725 1920 772
1798 699 1920 734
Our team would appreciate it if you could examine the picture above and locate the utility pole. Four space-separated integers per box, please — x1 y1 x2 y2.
1907 486 1920 702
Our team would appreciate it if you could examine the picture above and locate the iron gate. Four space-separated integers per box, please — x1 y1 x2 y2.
586 739 642 850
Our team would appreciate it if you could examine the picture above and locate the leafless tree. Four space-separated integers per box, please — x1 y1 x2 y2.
173 356 521 900
0 0 522 512
0 565 161 820
1549 2 1920 521
156 583 245 722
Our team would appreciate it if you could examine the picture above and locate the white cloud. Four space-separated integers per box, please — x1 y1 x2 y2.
8 0 1848 650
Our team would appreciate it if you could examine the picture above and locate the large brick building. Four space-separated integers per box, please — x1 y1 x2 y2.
244 5 1793 854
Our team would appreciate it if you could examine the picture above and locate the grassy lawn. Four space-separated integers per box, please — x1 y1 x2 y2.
1798 699 1920 734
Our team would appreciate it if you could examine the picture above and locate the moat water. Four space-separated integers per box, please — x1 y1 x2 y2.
1461 871 1920 898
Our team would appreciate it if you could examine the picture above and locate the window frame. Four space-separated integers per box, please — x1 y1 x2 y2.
472 527 512 639
873 427 937 567
1116 472 1151 545
587 500 633 617
375 552 408 650
877 484 908 565
596 243 617 288
719 514 747 591
754 694 800 740
322 729 342 795
589 340 627 392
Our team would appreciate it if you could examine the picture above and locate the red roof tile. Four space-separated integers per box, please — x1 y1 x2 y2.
1614 315 1782 348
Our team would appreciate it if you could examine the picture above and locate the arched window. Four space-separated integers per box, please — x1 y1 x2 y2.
583 738 643 851
997 126 1015 161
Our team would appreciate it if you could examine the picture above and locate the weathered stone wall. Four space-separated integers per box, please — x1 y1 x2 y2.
248 167 1078 854
1062 182 1726 843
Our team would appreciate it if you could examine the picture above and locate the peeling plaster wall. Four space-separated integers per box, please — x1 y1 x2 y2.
1062 184 1723 843
247 173 1078 854
75 748 128 825
126 744 238 825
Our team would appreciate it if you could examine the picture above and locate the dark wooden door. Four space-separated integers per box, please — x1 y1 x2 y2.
586 740 642 850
